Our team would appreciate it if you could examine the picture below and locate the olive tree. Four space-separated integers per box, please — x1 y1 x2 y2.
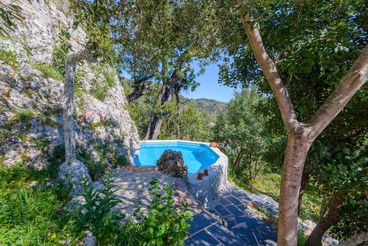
213 0 368 244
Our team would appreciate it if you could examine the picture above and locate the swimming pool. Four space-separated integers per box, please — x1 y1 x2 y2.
134 141 219 176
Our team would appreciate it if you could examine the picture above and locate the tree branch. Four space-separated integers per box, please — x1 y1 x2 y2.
308 45 368 141
236 4 298 132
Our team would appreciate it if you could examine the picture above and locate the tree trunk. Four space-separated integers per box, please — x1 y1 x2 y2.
145 83 172 140
298 161 310 214
127 76 152 103
339 232 368 246
305 192 345 246
63 61 77 163
234 148 244 170
145 115 164 140
278 133 311 246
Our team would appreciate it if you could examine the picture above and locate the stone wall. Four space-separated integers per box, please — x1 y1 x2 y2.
0 0 139 170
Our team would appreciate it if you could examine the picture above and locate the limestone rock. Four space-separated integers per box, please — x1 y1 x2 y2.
0 0 139 169
157 149 188 177
59 160 91 196
83 231 97 246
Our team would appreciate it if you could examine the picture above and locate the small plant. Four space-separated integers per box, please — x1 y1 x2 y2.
33 63 64 81
14 108 33 123
123 178 192 245
0 48 18 66
77 177 123 244
76 147 106 180
34 138 51 150
91 79 109 101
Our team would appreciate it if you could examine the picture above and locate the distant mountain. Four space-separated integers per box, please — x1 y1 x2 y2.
189 98 227 114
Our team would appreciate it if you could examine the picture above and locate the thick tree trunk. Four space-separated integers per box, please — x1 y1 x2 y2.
298 161 310 214
305 192 345 246
145 83 172 140
63 61 77 163
278 133 311 246
145 115 164 140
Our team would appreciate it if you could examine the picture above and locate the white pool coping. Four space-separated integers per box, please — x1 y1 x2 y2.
136 140 229 208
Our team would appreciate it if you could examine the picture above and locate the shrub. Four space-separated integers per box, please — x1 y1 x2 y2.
123 178 192 245
76 177 123 244
0 48 18 66
0 165 74 245
33 63 64 81
77 177 192 245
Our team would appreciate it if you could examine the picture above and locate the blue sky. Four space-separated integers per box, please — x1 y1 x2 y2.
183 62 237 102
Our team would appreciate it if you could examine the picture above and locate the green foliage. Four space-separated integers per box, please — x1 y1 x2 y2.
91 79 109 101
52 29 72 79
0 165 74 245
90 64 117 101
297 232 308 246
123 178 192 245
308 141 368 239
33 63 64 81
77 177 123 244
34 138 51 150
69 0 117 64
77 143 128 181
14 108 33 123
214 88 272 181
76 177 192 245
161 104 213 141
0 48 18 66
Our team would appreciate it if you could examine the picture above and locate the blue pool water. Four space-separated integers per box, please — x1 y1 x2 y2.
134 141 219 175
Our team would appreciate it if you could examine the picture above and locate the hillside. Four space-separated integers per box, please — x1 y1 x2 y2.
189 98 227 115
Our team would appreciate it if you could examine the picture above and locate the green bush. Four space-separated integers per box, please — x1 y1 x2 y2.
33 63 64 81
14 108 34 123
0 48 18 66
77 177 192 245
0 165 74 245
123 178 192 245
76 177 123 244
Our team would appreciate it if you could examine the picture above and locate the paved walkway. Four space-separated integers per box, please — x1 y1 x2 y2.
108 169 278 245
185 185 277 246
108 169 338 246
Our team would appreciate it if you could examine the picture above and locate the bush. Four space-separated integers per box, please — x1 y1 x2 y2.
123 178 192 245
0 48 18 66
0 165 74 245
77 177 192 245
33 63 64 81
76 177 123 244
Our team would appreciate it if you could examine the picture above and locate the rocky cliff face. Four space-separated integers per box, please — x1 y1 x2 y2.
0 0 139 172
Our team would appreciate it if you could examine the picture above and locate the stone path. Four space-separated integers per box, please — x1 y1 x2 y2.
185 185 277 246
108 169 338 246
109 169 202 215
109 169 278 245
